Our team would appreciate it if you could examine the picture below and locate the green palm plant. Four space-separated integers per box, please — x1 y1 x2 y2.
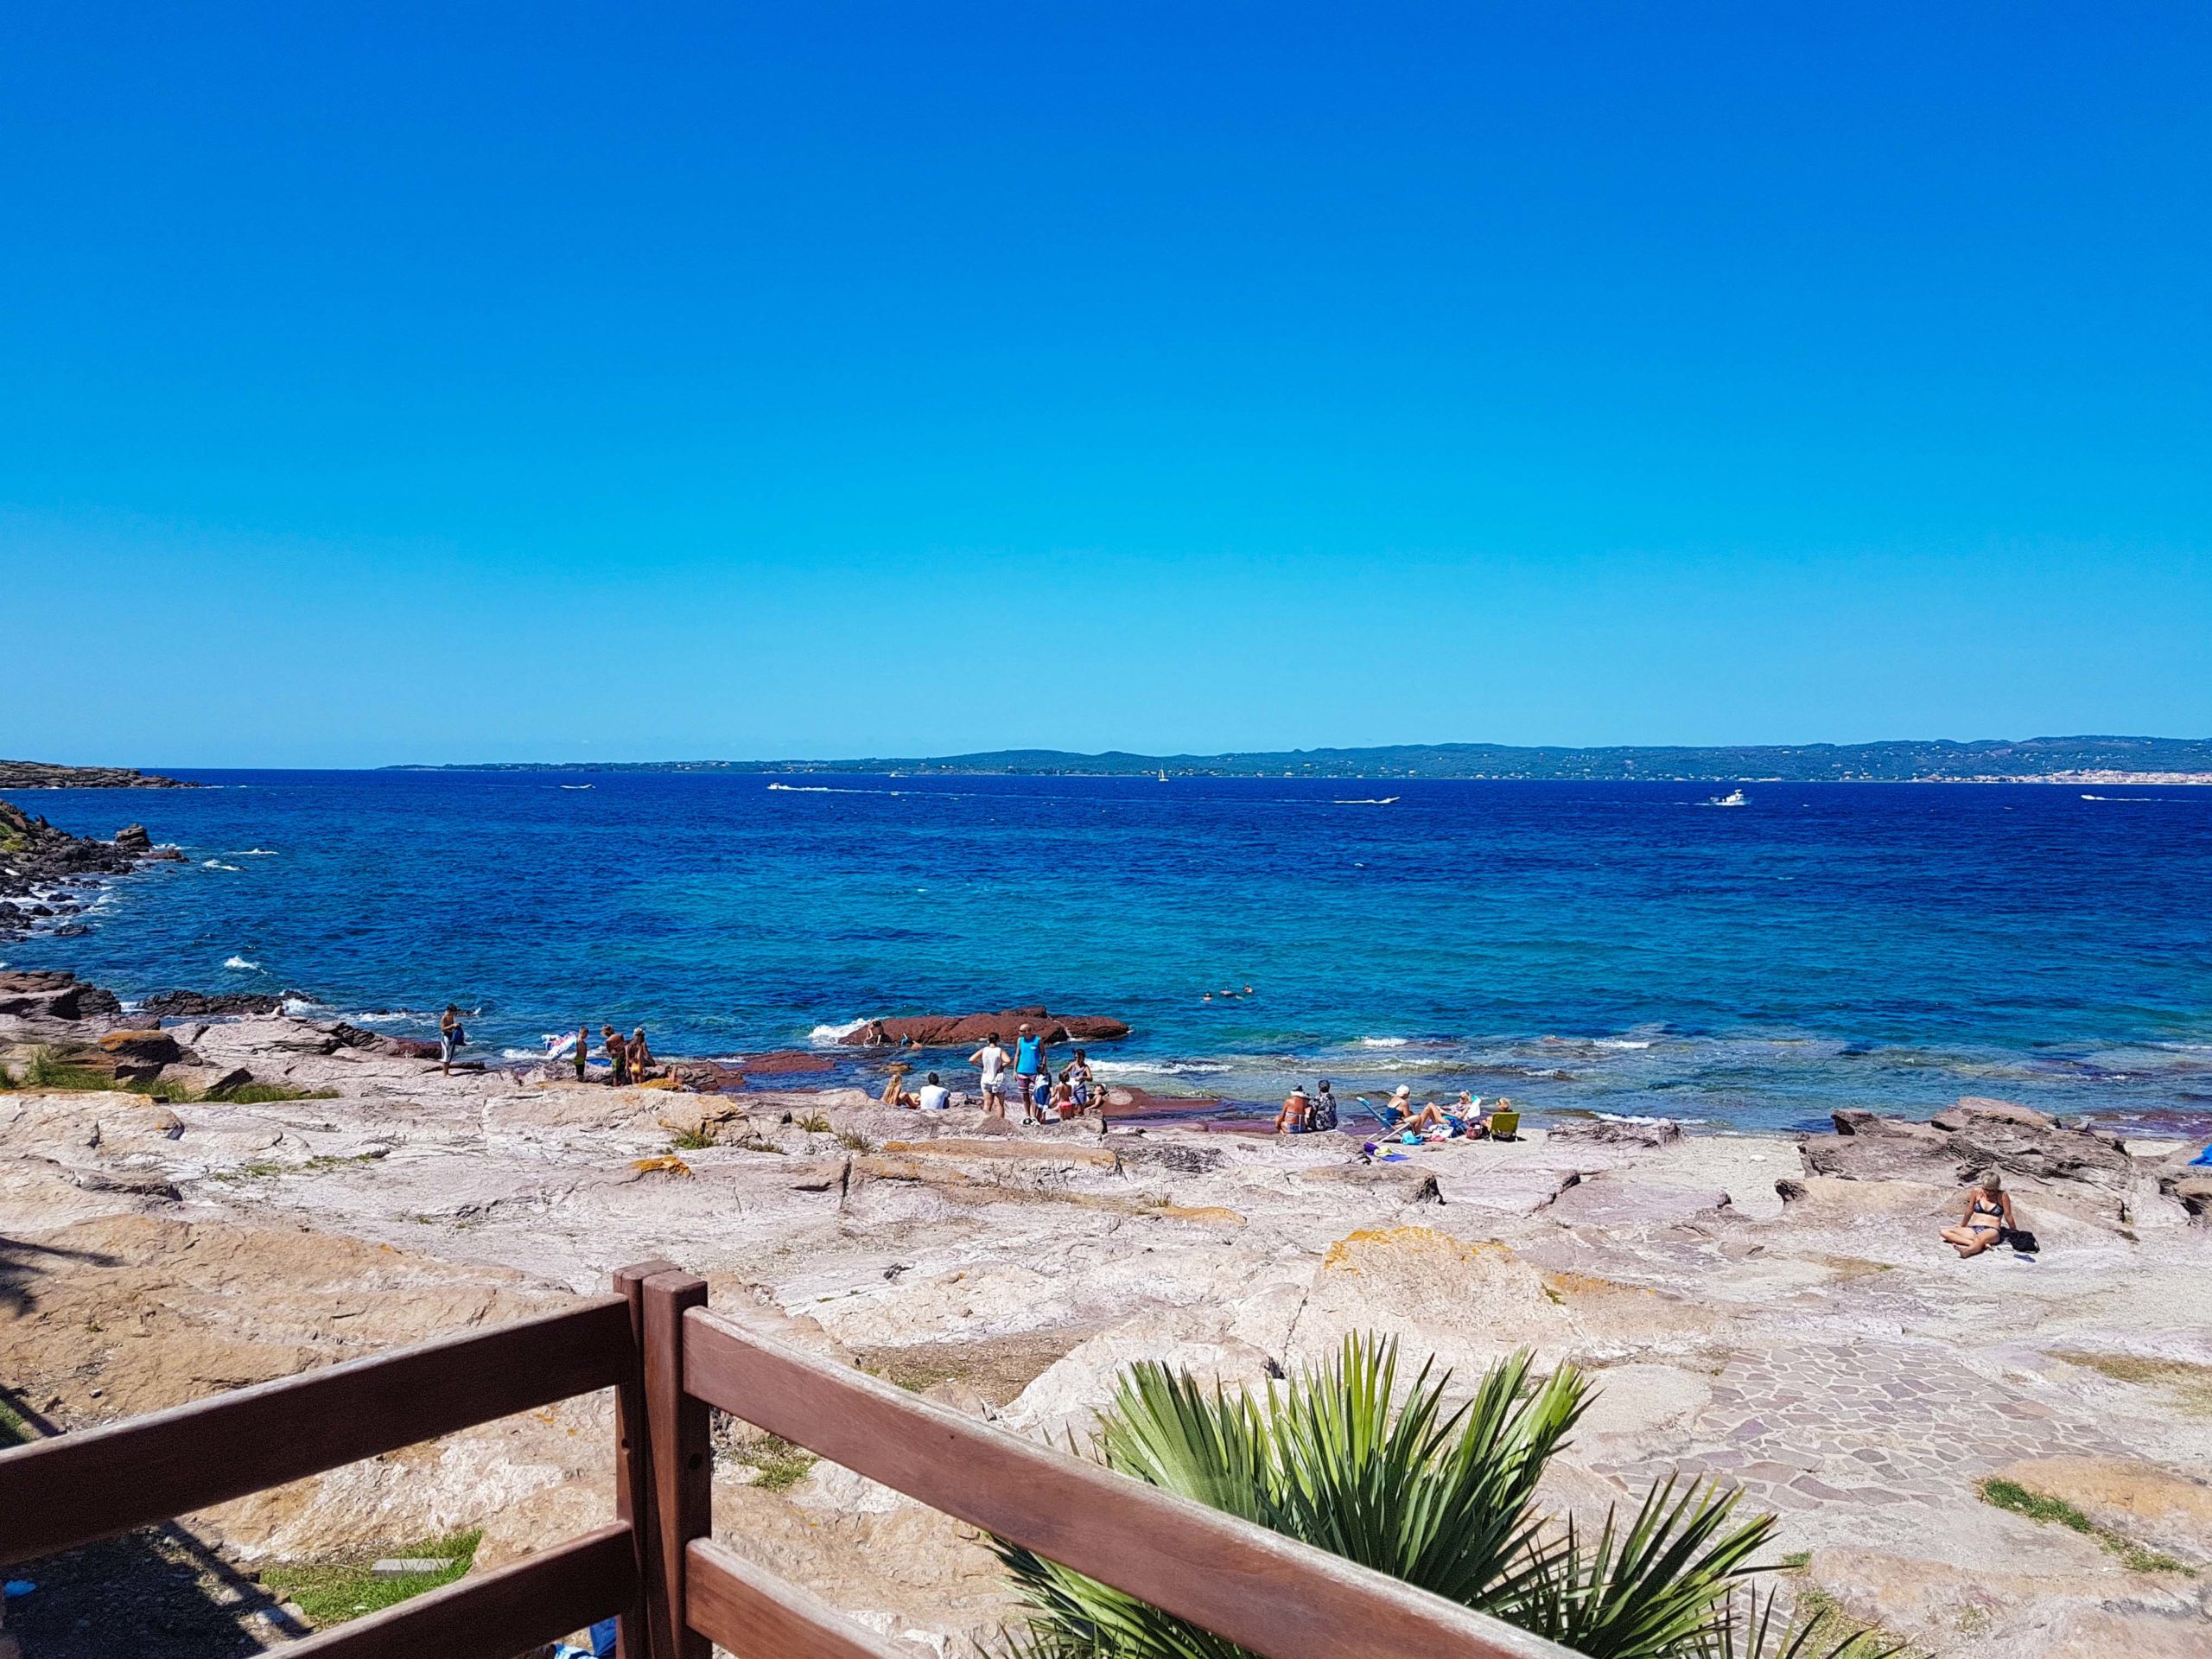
993 1335 1892 1659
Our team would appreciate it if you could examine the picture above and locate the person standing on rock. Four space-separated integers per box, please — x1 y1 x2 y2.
629 1027 654 1082
603 1024 629 1086
1012 1022 1049 1123
970 1032 1011 1120
439 1005 465 1076
574 1024 590 1082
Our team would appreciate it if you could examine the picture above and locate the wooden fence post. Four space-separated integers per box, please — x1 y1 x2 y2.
613 1260 677 1659
642 1269 711 1659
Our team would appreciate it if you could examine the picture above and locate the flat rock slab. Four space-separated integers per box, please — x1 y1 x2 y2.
1546 1176 1732 1228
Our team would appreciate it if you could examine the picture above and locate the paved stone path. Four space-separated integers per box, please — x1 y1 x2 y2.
1592 1341 2128 1516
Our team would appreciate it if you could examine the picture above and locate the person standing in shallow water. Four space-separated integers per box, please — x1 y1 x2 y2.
603 1024 629 1086
439 1005 464 1076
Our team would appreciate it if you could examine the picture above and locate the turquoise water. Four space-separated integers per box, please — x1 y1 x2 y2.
8 771 2211 1132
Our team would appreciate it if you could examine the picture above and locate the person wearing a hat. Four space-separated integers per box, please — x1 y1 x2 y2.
1274 1085 1312 1135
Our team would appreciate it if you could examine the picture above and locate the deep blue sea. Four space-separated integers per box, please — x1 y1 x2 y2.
8 771 2211 1134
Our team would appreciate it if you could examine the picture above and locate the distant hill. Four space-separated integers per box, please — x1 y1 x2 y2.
395 736 2212 783
0 761 196 789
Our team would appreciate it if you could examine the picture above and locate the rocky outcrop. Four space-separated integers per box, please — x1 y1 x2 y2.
839 1007 1131 1048
1798 1098 2138 1203
1 798 186 938
0 761 195 789
0 969 122 1025
136 990 289 1019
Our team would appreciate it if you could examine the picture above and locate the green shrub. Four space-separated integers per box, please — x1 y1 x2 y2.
996 1336 1895 1659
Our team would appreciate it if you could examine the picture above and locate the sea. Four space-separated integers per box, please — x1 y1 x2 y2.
7 770 2211 1135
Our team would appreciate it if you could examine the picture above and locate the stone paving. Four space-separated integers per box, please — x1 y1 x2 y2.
1591 1341 2130 1516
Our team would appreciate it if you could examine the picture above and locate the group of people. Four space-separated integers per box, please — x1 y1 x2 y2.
1275 1080 1512 1141
902 1022 1099 1123
570 1022 655 1085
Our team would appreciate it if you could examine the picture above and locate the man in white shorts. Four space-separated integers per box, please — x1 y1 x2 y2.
969 1032 1011 1119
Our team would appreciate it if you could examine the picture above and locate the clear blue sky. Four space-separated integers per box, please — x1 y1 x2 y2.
4 3 2208 766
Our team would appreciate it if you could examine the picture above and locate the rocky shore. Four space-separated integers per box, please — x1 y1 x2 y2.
0 799 185 940
0 761 195 789
1 975 2209 1658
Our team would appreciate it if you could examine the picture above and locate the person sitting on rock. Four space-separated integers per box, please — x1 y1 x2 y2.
1062 1050 1096 1115
912 1071 950 1111
1452 1090 1492 1139
880 1059 912 1108
1940 1171 2017 1258
1274 1087 1312 1135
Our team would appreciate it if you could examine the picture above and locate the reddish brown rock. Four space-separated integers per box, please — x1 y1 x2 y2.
0 969 123 1022
739 1050 836 1074
839 1007 1130 1049
97 1029 186 1065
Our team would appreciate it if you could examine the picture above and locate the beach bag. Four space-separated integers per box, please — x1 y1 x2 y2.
2004 1228 2039 1255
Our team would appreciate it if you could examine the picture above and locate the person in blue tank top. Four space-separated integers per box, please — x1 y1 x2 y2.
1012 1022 1048 1122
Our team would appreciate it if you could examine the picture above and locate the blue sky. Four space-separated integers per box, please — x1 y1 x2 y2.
3 3 2208 766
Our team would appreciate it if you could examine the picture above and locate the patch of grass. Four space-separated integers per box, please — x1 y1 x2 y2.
302 1152 383 1173
124 1075 199 1102
1778 1549 1812 1570
0 1395 34 1446
1979 1478 2193 1575
732 1134 786 1155
226 1082 340 1103
210 1160 290 1182
834 1128 875 1154
667 1127 716 1151
12 1046 114 1091
2052 1349 2212 1418
260 1529 482 1627
794 1111 831 1134
1789 1581 1921 1657
743 1434 819 1492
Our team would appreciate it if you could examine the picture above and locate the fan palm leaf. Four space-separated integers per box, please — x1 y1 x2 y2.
992 1333 1882 1659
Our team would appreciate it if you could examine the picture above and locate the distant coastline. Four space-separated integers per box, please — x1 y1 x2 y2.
0 760 197 789
385 734 2212 785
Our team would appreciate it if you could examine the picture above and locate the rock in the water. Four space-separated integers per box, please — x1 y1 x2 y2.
113 823 152 851
137 990 288 1019
839 1007 1131 1048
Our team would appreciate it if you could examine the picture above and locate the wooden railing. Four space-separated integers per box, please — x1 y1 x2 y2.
0 1259 1578 1659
